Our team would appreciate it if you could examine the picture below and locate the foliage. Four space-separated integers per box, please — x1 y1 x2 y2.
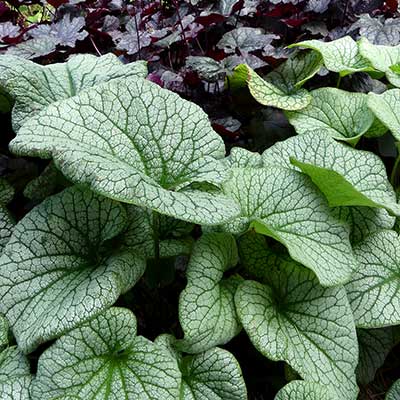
1 21 400 400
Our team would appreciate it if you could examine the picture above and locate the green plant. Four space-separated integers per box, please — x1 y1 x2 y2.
0 36 400 400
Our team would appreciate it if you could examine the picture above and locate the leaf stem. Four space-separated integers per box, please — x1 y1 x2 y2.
391 150 400 188
336 75 342 88
152 210 160 261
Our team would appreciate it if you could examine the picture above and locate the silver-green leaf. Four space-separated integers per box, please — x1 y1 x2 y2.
386 380 400 400
177 233 241 353
0 54 147 130
274 381 336 400
10 77 240 225
31 308 181 400
222 167 357 286
346 230 400 328
235 257 358 400
262 133 400 216
0 186 146 353
0 179 15 253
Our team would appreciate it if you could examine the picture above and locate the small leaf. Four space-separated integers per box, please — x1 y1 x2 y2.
178 233 241 353
224 147 263 168
0 186 146 353
6 37 57 60
31 308 181 400
356 327 400 384
368 89 400 141
11 77 240 225
275 381 336 400
0 346 32 400
263 133 400 216
386 380 400 400
223 167 357 286
285 88 374 143
235 257 358 400
0 53 147 130
156 334 247 400
186 56 225 82
346 230 400 328
289 36 372 76
238 64 311 110
358 38 400 87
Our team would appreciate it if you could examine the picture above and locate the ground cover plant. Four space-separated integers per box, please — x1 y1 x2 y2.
1 5 400 400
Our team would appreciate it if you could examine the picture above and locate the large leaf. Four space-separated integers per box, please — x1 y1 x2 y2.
262 133 400 216
0 314 8 348
31 308 181 400
289 36 371 76
359 38 400 87
387 380 400 400
0 179 15 253
178 233 241 353
0 53 147 130
275 381 336 400
10 77 240 225
0 186 146 353
156 334 247 400
346 230 400 328
235 254 359 400
237 64 311 110
285 88 374 143
222 167 357 286
0 346 32 400
368 89 400 141
356 327 400 384
332 206 395 244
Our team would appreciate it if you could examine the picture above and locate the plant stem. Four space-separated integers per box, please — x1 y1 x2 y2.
391 151 400 188
336 75 342 88
152 210 160 262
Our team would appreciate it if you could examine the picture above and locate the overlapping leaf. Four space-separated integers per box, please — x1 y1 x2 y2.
285 88 374 143
10 77 240 225
262 133 400 215
368 89 400 141
156 334 247 400
0 53 147 129
235 246 359 400
0 186 146 353
31 308 181 400
178 233 241 353
275 381 336 400
222 167 357 286
289 36 371 76
0 179 15 253
346 230 400 328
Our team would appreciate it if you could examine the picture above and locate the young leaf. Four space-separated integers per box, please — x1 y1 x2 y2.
387 380 400 400
0 186 146 353
356 327 400 384
358 38 400 87
156 334 247 400
0 179 15 253
332 206 395 244
275 381 336 400
10 77 240 225
178 233 241 353
235 258 358 400
222 167 357 287
289 36 372 76
0 346 32 400
346 230 400 328
0 54 147 129
31 308 181 400
262 133 400 215
237 64 311 110
368 89 400 141
285 88 374 143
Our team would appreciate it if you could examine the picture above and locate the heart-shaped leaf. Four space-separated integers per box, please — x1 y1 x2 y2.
10 77 240 226
178 233 241 353
289 36 371 76
262 133 400 215
368 89 400 141
235 252 358 400
31 308 181 400
0 54 147 130
156 334 247 400
222 167 357 286
0 186 146 353
346 230 400 328
275 381 336 400
356 327 400 384
285 88 374 143
359 38 400 87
